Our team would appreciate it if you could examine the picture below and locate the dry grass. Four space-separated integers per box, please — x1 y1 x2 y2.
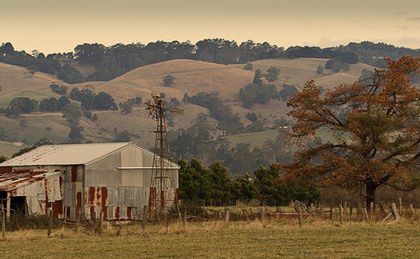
0 58 373 148
0 219 418 258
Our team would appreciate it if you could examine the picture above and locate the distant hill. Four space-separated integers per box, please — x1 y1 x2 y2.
0 57 376 156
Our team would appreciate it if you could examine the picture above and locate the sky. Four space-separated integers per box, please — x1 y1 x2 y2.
1 0 419 53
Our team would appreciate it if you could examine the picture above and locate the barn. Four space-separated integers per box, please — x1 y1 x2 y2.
0 142 179 221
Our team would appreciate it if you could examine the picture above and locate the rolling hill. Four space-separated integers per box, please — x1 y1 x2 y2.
0 58 374 157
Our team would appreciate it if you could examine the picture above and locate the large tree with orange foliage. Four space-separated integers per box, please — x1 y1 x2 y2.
285 56 419 207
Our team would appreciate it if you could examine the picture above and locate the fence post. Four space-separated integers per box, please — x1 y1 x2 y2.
224 207 230 225
391 203 400 220
398 198 403 215
297 205 303 227
47 207 52 238
357 202 362 222
329 205 333 223
98 211 103 235
1 204 5 240
164 211 169 234
183 206 187 229
142 206 147 230
409 204 415 218
339 203 343 225
75 209 80 233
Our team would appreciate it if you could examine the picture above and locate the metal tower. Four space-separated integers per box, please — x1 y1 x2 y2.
145 94 181 217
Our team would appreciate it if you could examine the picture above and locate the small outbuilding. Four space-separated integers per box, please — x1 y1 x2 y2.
0 142 179 221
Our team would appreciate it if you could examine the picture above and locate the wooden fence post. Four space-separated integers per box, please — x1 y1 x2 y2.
164 211 169 234
409 204 415 218
339 203 343 225
47 207 52 238
329 205 333 223
357 202 362 222
98 211 103 235
391 203 400 220
369 202 374 221
318 204 323 220
1 204 5 240
183 207 187 229
142 206 147 230
75 209 80 233
224 207 230 224
363 207 369 221
297 205 303 227
399 198 403 215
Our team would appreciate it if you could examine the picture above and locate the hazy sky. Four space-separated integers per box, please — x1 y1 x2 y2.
1 0 419 53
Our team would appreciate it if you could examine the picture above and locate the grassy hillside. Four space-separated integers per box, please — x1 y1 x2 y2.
0 58 373 149
0 141 27 158
0 62 62 108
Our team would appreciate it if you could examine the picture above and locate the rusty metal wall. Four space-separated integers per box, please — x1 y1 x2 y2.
62 165 83 221
5 144 179 221
82 145 179 220
4 168 64 217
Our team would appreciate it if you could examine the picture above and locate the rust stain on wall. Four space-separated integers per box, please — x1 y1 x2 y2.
71 166 77 182
115 207 120 220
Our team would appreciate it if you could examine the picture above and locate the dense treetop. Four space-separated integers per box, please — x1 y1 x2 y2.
0 40 418 83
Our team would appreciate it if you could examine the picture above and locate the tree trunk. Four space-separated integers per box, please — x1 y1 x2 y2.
365 181 377 211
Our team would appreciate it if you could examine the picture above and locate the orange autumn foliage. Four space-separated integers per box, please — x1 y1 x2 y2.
284 56 419 206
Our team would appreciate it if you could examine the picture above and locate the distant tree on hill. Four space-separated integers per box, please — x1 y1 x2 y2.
168 98 181 110
284 57 419 208
57 64 84 83
278 84 299 101
184 92 244 134
74 43 106 64
62 104 84 143
93 92 118 110
317 65 324 75
49 83 67 95
113 130 131 142
163 75 176 87
243 62 253 71
5 97 38 115
239 83 277 108
253 69 264 86
246 112 258 122
266 66 280 82
0 42 14 54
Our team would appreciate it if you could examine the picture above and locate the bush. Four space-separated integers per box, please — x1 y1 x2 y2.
266 66 280 82
5 97 38 115
243 62 253 71
239 83 277 108
49 83 67 95
246 112 258 122
163 75 175 87
317 65 323 75
278 84 298 101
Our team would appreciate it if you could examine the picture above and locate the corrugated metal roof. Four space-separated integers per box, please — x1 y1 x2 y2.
0 169 61 191
0 142 131 167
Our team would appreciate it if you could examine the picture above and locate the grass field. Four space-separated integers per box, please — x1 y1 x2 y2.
0 220 418 257
0 140 26 158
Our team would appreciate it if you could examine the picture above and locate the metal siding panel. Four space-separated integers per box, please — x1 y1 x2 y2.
121 171 143 187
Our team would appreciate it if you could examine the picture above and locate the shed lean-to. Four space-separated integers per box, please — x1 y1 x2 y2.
0 142 179 221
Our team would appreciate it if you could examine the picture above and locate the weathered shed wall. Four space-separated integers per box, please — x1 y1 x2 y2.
83 145 179 220
0 143 180 221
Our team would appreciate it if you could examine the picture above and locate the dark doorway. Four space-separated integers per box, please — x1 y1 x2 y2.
0 191 7 209
11 196 26 215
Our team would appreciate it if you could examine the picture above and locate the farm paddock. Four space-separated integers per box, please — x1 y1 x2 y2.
0 220 418 258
